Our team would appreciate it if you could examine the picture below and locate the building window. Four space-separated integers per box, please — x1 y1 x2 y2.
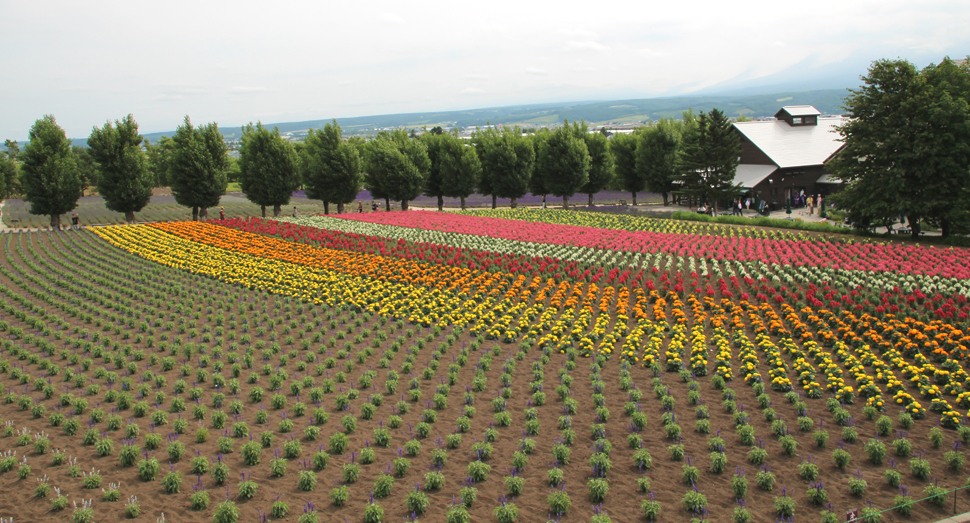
792 117 802 124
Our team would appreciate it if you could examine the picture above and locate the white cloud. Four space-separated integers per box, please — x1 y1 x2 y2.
525 68 548 76
462 87 486 94
230 86 267 94
566 41 610 52
380 12 405 24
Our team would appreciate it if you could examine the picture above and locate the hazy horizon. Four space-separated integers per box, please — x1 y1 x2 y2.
2 0 967 141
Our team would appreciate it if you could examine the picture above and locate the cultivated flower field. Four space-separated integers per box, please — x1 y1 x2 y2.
1 209 970 523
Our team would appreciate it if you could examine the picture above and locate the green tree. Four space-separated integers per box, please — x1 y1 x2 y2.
677 109 741 214
0 155 15 200
577 124 613 206
238 122 299 217
439 133 482 210
3 139 19 160
145 136 174 187
169 116 229 221
638 118 681 206
303 120 362 214
72 146 98 196
528 129 552 206
538 122 590 209
421 133 447 211
828 57 970 238
87 114 154 223
2 139 21 197
18 115 82 228
610 132 642 205
364 132 428 211
474 126 534 208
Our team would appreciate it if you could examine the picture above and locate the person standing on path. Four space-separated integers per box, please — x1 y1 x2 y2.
219 207 225 220
807 196 814 215
292 206 298 218
357 201 363 213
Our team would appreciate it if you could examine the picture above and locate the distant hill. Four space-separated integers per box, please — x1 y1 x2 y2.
64 88 850 147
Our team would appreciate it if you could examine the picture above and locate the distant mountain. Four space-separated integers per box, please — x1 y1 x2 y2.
61 88 850 147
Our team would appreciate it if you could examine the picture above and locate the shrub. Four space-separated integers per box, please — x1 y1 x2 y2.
329 432 349 454
637 476 651 493
547 467 564 486
547 490 572 516
681 490 708 513
848 473 867 496
298 470 317 491
806 482 828 505
459 486 477 508
925 484 948 507
732 473 748 498
929 427 945 448
137 458 160 481
779 435 797 455
668 444 685 461
363 501 384 523
864 439 886 465
756 469 776 491
682 464 700 485
910 457 931 479
212 500 240 523
945 450 965 471
774 491 796 518
842 426 858 443
875 415 893 436
494 502 518 523
893 437 912 457
814 430 828 447
641 498 662 521
405 487 430 514
833 448 851 469
893 494 914 516
162 469 182 494
747 446 768 465
241 441 261 466
798 460 819 481
329 485 349 506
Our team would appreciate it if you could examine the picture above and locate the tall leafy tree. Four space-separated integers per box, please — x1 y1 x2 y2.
364 132 428 211
576 122 614 205
439 133 482 210
421 132 447 211
828 57 970 237
3 140 19 160
303 120 362 214
169 116 229 221
87 114 154 223
677 108 741 214
18 115 82 228
144 136 174 187
528 129 552 206
238 122 299 217
610 132 642 205
72 146 98 196
638 118 681 206
2 140 21 197
538 121 590 209
474 126 534 208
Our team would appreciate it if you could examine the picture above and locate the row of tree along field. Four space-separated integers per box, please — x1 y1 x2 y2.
2 57 967 233
0 108 744 226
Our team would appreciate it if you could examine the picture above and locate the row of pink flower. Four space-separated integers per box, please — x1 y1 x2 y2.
334 212 970 279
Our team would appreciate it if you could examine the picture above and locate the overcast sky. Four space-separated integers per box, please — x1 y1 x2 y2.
1 0 967 140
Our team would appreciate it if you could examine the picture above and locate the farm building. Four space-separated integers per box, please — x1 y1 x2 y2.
732 105 846 209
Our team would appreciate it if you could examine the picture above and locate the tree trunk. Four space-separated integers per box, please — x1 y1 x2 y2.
491 195 497 209
49 214 59 228
631 192 637 206
510 197 517 209
192 206 199 221
384 198 390 211
437 195 443 212
911 217 921 239
941 217 951 238
201 207 208 220
337 203 345 214
273 204 281 217
460 196 466 210
124 211 135 224
401 200 409 211
662 192 669 206
563 195 569 210
261 205 267 218
323 201 329 215
588 193 594 206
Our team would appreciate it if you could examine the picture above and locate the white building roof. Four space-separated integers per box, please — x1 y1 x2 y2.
733 164 777 189
733 117 846 169
779 105 822 117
